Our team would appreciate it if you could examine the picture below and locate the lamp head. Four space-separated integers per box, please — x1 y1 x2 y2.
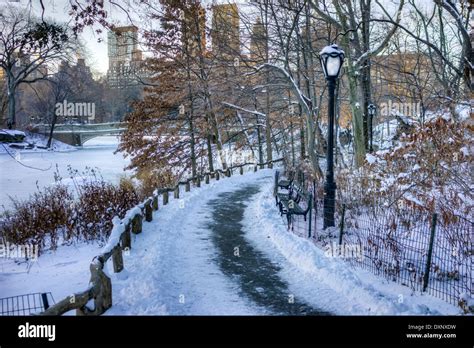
319 44 345 80
368 103 376 116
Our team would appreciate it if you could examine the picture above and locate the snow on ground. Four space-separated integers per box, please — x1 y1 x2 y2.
0 136 130 210
0 131 76 154
107 168 269 315
0 242 102 315
243 177 462 315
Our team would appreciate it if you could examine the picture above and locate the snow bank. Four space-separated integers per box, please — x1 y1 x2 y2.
0 131 76 154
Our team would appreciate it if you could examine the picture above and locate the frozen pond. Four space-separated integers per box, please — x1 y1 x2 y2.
0 136 131 211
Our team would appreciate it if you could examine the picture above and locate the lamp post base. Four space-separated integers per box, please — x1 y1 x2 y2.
323 181 337 229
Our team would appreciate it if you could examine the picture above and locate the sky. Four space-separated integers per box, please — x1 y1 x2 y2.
0 0 258 76
0 0 437 76
0 0 242 76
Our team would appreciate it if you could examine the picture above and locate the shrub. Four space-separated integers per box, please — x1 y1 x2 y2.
337 116 474 222
0 167 141 256
1 184 74 254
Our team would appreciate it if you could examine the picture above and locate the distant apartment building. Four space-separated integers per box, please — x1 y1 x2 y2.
371 52 438 112
182 4 206 57
106 26 147 88
249 17 267 64
211 3 240 59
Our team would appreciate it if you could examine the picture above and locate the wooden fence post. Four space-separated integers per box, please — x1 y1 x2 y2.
205 174 210 184
226 168 231 177
423 213 438 292
131 214 142 234
240 166 243 175
254 165 258 172
145 200 153 222
152 196 159 211
216 171 220 180
196 176 201 187
77 261 112 316
121 223 131 250
185 181 191 192
174 185 180 199
112 245 124 273
91 262 112 315
163 191 169 205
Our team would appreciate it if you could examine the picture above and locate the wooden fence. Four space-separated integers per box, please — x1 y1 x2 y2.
40 159 282 315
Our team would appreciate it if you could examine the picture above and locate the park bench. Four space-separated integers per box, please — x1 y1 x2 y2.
274 170 294 206
274 171 312 230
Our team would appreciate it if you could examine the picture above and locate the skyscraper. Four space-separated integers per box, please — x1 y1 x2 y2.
211 3 240 58
182 3 207 57
249 17 268 64
107 26 146 88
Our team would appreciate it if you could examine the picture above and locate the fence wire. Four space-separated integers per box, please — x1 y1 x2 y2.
275 170 473 308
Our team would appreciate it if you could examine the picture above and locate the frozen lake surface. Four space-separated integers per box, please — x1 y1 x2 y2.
0 136 131 210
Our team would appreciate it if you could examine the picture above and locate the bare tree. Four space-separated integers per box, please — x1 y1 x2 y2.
0 6 74 129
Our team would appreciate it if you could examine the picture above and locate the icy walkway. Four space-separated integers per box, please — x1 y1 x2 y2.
108 170 326 315
108 168 459 315
207 182 328 315
107 170 275 315
0 168 460 315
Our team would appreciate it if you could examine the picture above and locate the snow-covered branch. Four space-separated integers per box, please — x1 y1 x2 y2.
222 102 266 118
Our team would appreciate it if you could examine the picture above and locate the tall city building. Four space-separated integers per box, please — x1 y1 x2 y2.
106 26 147 88
249 17 267 64
211 3 240 58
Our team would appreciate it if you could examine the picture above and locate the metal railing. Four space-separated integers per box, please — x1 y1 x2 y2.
275 169 473 310
0 292 54 316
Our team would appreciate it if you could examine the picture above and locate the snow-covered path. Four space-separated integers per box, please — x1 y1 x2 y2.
107 170 274 315
107 168 459 315
1 168 459 315
108 169 326 315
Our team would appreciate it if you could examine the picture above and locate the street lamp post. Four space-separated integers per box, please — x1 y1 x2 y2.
368 103 376 153
319 44 345 229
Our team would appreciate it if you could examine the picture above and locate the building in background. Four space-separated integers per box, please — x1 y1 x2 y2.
249 17 267 65
106 26 147 88
182 3 206 57
211 3 240 59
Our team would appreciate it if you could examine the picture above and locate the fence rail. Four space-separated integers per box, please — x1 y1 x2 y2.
37 159 281 316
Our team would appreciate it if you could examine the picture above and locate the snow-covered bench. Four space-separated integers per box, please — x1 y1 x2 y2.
274 171 313 229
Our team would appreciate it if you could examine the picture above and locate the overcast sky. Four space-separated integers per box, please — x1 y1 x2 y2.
0 0 251 76
0 0 436 76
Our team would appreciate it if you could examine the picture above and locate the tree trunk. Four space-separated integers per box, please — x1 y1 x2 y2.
189 116 197 178
265 90 272 163
47 111 58 148
7 81 16 129
347 64 367 167
264 0 272 164
207 134 214 172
